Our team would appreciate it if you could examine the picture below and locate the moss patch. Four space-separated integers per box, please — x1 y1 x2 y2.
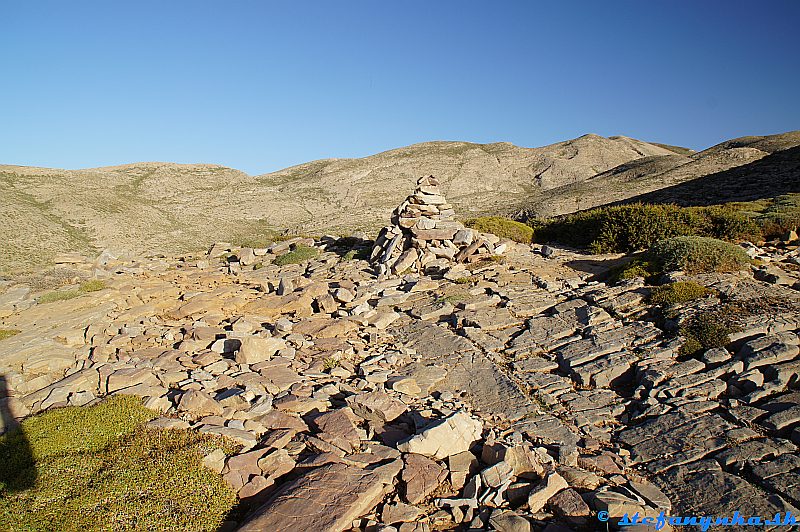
37 280 108 304
0 329 20 341
0 396 237 531
273 245 320 266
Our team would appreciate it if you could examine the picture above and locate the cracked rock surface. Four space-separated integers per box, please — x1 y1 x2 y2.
3 233 800 531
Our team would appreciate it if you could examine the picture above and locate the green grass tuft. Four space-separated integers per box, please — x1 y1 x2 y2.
37 280 108 304
0 329 20 341
78 279 106 293
342 248 370 261
649 281 711 305
466 216 534 243
0 395 237 531
273 245 320 266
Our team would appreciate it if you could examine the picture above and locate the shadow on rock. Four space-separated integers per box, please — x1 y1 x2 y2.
321 235 375 261
0 375 37 492
564 255 631 282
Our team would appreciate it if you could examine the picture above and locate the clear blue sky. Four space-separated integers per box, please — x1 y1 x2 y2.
1 1 798 175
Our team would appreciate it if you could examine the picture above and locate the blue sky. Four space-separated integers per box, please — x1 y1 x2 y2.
1 1 798 175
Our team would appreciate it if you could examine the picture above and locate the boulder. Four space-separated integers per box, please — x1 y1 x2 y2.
238 462 398 532
346 391 407 423
397 411 482 459
402 453 447 504
236 336 287 364
178 389 223 417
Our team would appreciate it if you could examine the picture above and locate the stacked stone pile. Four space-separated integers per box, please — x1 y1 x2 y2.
371 176 506 275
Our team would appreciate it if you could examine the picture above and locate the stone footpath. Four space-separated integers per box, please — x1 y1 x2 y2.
2 235 800 531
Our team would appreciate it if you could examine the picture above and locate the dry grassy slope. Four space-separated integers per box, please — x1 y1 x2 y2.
521 131 800 218
0 163 268 272
4 131 797 274
255 134 675 230
0 134 676 273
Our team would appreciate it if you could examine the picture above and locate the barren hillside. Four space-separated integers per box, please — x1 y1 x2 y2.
0 135 674 273
519 131 800 218
2 131 799 274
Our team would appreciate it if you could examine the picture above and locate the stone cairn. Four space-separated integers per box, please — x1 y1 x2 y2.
370 176 503 275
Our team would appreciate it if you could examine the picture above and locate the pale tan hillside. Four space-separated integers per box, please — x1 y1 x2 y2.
0 135 675 274
3 131 798 275
253 134 676 230
0 163 266 272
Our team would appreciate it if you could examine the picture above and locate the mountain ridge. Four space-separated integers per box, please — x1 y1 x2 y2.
2 130 799 274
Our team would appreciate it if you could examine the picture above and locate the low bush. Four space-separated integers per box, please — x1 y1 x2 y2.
679 307 741 356
273 244 320 266
466 216 534 243
609 258 659 283
530 202 767 252
754 194 800 239
531 204 696 252
688 205 760 242
0 396 237 530
648 236 751 274
588 204 698 254
649 281 711 305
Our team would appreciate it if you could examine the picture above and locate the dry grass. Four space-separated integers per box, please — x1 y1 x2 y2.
0 396 238 531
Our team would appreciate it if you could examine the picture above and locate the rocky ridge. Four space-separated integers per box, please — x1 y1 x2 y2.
3 226 800 530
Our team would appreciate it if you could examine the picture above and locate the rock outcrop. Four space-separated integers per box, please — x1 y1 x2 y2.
4 233 800 531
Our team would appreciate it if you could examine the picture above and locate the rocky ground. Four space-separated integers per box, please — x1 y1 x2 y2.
2 235 800 531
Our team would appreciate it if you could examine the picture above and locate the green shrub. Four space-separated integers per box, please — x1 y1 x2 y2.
466 216 534 243
273 244 320 266
608 258 659 283
588 204 697 254
530 202 768 252
648 236 751 274
679 307 741 356
0 329 20 341
0 396 238 530
690 205 760 241
532 204 697 253
649 281 711 305
530 210 604 249
753 194 800 239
